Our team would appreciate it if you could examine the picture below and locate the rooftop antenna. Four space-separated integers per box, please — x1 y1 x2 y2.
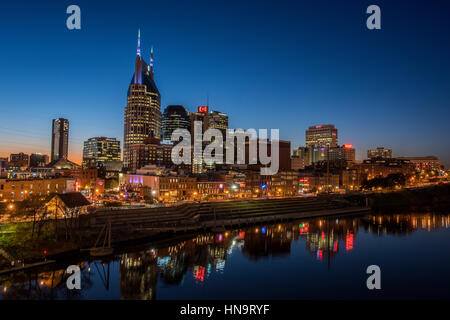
137 29 141 56
149 46 154 78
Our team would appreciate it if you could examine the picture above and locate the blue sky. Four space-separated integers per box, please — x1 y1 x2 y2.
0 0 449 166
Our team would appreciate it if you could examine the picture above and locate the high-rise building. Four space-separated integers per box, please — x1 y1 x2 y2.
305 124 338 148
189 106 229 173
206 110 228 136
328 144 356 162
128 137 173 172
162 105 190 143
367 147 392 159
292 147 309 159
30 153 49 167
51 118 69 162
123 30 162 168
82 137 121 168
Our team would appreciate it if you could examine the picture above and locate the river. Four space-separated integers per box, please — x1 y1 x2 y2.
1 212 450 299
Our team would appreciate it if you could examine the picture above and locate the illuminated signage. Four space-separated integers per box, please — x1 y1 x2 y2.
198 106 208 113
344 144 353 149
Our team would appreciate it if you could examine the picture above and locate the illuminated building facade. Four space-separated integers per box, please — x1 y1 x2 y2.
51 118 69 162
121 173 197 201
396 156 441 171
305 124 338 148
9 152 29 168
189 107 229 173
293 144 355 166
368 147 392 159
206 110 228 136
123 31 162 168
352 158 416 180
0 177 74 202
82 137 121 168
328 145 356 162
297 173 340 192
162 105 190 143
128 138 173 172
291 157 307 170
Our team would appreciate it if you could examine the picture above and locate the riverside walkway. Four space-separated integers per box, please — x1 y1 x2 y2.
82 196 370 234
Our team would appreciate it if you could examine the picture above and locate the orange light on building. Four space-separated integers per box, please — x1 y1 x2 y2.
343 144 353 149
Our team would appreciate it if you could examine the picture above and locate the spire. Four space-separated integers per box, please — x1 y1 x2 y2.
150 45 154 79
137 29 141 56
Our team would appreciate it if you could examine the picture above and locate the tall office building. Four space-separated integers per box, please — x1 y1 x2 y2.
123 30 162 168
82 137 121 168
305 124 338 148
206 110 228 136
51 118 69 162
189 106 229 173
162 105 191 143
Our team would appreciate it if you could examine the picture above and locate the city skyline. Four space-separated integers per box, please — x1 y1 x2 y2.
1 1 450 167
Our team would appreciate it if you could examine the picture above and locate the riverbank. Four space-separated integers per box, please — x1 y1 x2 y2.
0 196 370 270
3 184 448 270
355 184 450 212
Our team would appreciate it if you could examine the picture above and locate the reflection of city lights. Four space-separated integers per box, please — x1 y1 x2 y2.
317 249 323 260
346 233 354 251
157 256 171 267
194 266 206 282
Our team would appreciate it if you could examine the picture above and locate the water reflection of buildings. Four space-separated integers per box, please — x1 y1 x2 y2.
1 213 449 300
115 212 450 298
0 262 91 300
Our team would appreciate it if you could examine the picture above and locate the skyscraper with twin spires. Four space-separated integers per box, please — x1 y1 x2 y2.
123 30 162 168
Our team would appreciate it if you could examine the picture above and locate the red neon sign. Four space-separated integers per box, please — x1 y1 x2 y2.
198 106 208 113
344 144 353 149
